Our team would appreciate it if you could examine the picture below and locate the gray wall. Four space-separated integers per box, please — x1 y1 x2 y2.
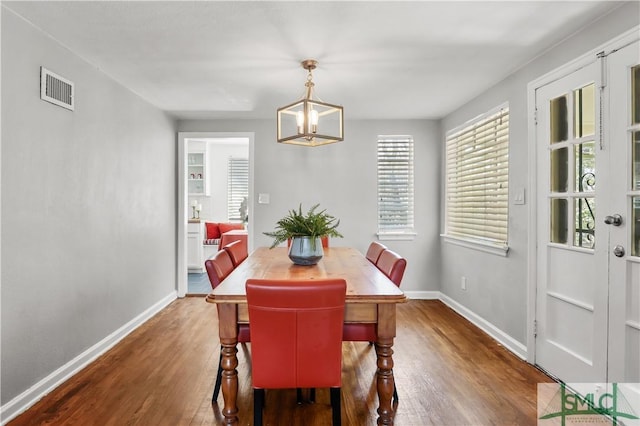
1 9 177 404
2 0 636 414
439 2 640 344
178 119 442 293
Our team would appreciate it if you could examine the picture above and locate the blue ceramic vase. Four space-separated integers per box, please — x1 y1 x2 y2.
288 236 323 265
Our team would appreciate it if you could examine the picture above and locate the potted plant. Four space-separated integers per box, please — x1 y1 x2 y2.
263 204 343 265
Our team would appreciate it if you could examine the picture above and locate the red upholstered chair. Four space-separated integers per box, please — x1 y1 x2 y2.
376 249 407 287
204 250 251 403
204 249 234 290
365 241 387 264
342 248 406 403
321 236 329 248
246 278 346 426
222 239 248 267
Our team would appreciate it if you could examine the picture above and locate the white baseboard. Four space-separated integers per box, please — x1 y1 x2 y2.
0 291 177 425
403 290 440 300
438 293 528 360
1 289 529 424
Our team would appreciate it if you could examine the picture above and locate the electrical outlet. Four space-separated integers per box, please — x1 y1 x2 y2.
461 276 467 291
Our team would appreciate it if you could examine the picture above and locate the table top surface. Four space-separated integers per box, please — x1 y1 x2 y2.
206 246 407 305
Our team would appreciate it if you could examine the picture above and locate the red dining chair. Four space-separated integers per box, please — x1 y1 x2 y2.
222 239 248 267
342 248 406 403
365 241 387 264
376 249 407 287
246 278 346 426
205 249 234 290
204 250 251 403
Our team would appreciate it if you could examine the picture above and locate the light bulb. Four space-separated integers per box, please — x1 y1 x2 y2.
296 111 304 134
310 109 319 133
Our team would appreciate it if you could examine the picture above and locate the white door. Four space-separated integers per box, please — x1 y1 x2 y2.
535 60 609 382
535 39 640 386
606 40 640 387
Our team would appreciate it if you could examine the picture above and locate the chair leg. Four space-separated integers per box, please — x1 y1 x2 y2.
212 348 223 403
330 387 341 426
254 388 265 426
296 388 316 404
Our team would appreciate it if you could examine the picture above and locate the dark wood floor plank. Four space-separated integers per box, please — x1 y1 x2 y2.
8 299 553 425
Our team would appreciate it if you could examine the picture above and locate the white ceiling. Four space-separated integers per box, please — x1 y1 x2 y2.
3 1 625 120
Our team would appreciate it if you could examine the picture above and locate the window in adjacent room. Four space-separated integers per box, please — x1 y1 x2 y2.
377 135 415 240
227 157 249 222
444 103 509 254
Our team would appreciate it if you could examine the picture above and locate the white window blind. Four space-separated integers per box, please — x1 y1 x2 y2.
445 104 509 247
227 157 248 222
377 135 414 234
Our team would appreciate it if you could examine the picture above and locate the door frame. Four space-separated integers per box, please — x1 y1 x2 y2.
177 131 255 297
526 26 640 364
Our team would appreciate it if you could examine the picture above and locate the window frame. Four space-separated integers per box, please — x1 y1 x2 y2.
376 135 416 241
227 157 249 222
443 103 510 256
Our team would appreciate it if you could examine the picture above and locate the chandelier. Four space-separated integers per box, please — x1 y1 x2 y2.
277 59 344 147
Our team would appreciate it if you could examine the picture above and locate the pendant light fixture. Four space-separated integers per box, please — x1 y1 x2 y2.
277 59 344 147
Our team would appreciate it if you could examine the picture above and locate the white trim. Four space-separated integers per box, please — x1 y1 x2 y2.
377 232 417 241
527 27 640 92
546 291 594 312
525 25 640 367
445 101 509 137
439 293 528 360
177 132 255 298
441 235 509 257
403 290 440 300
0 289 530 423
0 291 177 425
626 320 640 331
404 291 529 358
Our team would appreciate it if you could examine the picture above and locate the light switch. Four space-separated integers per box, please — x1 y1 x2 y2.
258 193 270 204
514 188 525 205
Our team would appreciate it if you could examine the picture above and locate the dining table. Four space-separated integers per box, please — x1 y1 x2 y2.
205 246 407 425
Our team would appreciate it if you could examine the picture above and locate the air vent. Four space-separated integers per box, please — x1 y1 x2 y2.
40 67 74 111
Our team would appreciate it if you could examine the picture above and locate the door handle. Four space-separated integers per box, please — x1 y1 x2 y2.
604 214 623 226
613 245 625 258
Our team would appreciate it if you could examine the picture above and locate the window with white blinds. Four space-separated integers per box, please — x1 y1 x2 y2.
445 104 509 249
377 135 415 237
227 157 248 222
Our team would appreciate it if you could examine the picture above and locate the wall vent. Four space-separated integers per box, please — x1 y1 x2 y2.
40 67 74 111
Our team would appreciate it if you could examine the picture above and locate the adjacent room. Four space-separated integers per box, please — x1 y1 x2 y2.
1 1 639 425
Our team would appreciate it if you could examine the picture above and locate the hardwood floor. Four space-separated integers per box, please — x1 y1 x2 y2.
8 299 553 425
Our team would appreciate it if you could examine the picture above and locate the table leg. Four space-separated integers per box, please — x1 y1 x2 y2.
218 304 239 425
375 304 397 425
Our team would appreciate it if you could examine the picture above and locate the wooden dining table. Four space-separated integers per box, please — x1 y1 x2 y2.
205 246 407 425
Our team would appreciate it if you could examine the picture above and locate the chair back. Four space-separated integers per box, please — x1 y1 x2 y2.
377 249 407 287
222 240 248 267
204 249 235 290
365 241 387 264
246 278 346 389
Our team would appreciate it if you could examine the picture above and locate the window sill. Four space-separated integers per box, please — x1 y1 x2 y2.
441 235 509 257
377 232 417 241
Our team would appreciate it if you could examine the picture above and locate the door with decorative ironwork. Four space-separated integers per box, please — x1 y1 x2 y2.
606 40 640 388
534 38 640 386
535 60 609 382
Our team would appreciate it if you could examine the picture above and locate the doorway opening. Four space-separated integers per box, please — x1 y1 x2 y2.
177 132 254 297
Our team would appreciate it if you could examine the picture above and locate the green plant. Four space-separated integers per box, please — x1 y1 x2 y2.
263 204 343 248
